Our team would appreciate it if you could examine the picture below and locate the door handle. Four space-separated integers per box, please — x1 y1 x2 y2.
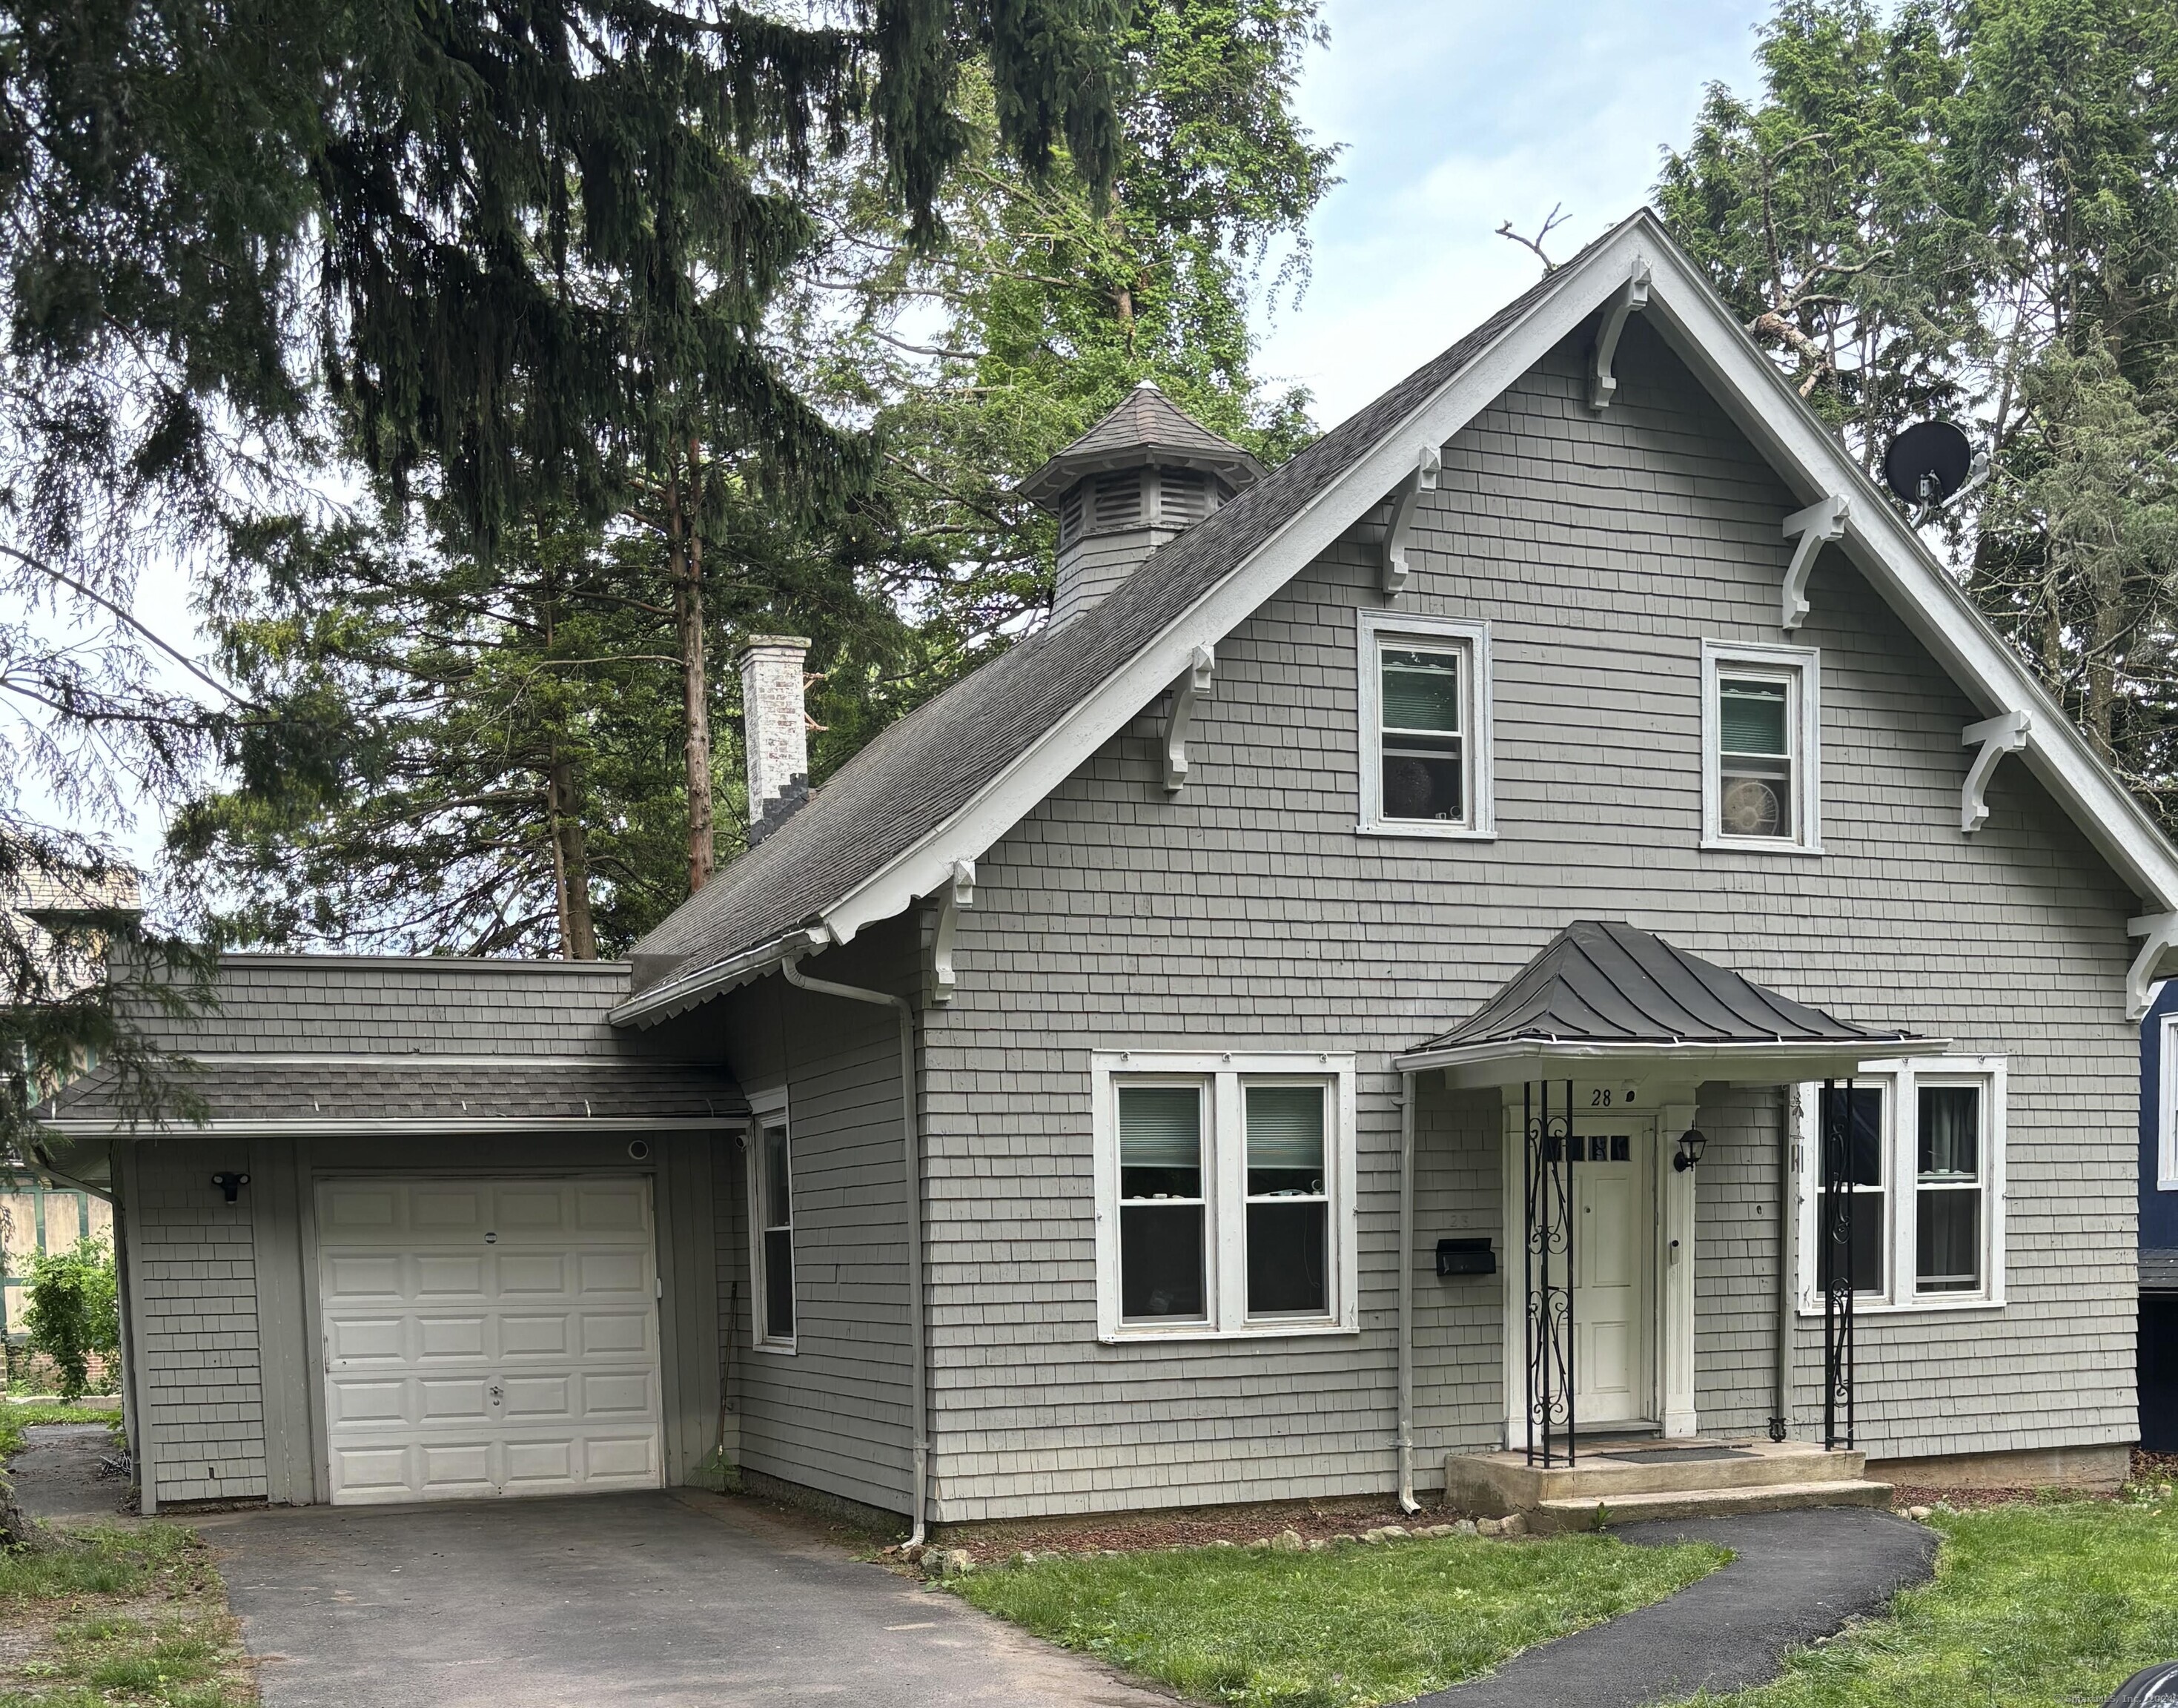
487 1382 504 1406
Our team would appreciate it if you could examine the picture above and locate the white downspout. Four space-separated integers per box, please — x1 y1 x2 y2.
781 954 930 1546
1397 1070 1420 1513
1775 1085 1798 1440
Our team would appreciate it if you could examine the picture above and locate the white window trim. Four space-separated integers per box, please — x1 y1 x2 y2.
1701 638 1823 855
2160 1014 2178 1191
1357 610 1495 840
1794 1057 2007 1317
1092 1050 1360 1343
746 1087 797 1354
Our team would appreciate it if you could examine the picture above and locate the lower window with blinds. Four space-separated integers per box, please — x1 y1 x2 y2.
1094 1052 1357 1340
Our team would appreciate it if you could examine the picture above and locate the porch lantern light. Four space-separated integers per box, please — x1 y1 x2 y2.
1672 1129 1707 1174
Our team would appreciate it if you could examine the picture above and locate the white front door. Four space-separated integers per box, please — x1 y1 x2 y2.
316 1176 665 1505
1570 1125 1655 1426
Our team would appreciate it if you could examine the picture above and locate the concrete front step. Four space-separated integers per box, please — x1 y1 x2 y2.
1446 1439 1868 1514
1526 1477 1895 1533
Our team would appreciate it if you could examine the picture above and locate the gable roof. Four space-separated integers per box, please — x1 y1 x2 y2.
618 209 2178 1026
1016 381 1265 506
1403 919 1925 1058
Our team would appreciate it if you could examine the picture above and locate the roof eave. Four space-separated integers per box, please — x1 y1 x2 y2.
39 1115 749 1139
1391 1034 1952 1086
607 925 827 1029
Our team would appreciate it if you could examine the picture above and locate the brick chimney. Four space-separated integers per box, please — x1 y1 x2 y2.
1017 383 1263 627
738 635 812 846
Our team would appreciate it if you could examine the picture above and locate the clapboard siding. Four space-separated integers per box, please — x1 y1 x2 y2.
715 925 916 1514
913 316 2137 1519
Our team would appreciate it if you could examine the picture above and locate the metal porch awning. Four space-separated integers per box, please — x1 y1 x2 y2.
1391 919 1945 1085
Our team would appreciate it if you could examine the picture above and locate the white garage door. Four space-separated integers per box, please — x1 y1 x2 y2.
317 1176 664 1505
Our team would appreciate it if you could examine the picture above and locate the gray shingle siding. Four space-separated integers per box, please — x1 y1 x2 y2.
715 925 916 1513
129 1139 269 1506
904 317 2138 1520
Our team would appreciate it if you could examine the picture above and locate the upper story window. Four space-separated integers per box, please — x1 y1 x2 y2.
747 1096 796 1351
1093 1051 1358 1341
1357 611 1495 839
1701 640 1821 853
1796 1059 2007 1314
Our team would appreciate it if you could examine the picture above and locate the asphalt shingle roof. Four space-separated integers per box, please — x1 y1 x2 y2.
628 262 1576 993
1412 921 1924 1053
1016 382 1264 505
2143 1248 2178 1294
40 1056 748 1131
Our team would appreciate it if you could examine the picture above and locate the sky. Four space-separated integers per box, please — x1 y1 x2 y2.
44 0 1781 884
1255 0 1772 426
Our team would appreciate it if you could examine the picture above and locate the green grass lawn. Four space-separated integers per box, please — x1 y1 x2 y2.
1677 1495 2178 1708
949 1532 1732 1707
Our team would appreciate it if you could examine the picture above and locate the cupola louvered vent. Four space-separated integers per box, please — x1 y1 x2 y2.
1159 469 1210 526
1092 470 1144 529
1058 484 1085 550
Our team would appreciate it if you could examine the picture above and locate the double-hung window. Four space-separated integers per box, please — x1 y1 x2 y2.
1797 1059 2006 1312
1094 1052 1357 1340
1357 612 1494 838
1701 640 1821 852
748 1099 796 1350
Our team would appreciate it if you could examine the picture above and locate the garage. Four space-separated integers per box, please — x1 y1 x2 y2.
317 1176 666 1505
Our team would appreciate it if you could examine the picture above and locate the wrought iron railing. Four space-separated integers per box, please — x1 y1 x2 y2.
1523 1079 1575 1466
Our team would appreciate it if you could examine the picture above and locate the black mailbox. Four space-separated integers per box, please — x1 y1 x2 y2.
1436 1237 1495 1277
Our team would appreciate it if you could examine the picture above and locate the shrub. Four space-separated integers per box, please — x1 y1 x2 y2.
21 1238 119 1402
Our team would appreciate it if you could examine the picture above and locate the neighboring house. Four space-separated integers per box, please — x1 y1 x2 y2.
38 208 2173 1526
2140 982 2178 1452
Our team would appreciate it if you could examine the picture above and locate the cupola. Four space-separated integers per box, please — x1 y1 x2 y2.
1017 383 1263 626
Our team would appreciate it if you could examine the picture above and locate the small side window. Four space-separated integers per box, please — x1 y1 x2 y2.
1702 640 1820 852
1357 612 1493 838
750 1112 795 1348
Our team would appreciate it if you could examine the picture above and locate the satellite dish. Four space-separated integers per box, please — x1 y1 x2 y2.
1884 420 1975 508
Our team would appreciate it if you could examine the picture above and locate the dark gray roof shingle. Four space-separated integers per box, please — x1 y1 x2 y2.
1411 921 1924 1053
628 259 1580 992
2143 1248 2178 1294
1016 383 1264 505
40 1056 747 1131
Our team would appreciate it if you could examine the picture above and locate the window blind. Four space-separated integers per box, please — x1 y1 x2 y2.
1245 1085 1324 1171
1380 649 1461 732
1119 1086 1201 1168
1720 679 1788 755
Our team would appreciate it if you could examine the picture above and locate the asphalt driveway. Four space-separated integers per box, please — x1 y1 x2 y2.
192 1489 1170 1708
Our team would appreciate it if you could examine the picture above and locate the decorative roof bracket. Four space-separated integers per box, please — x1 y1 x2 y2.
1780 494 1850 632
1959 709 2031 834
2129 910 2178 1021
1164 643 1217 791
1589 265 1652 410
1380 445 1442 598
930 858 976 1004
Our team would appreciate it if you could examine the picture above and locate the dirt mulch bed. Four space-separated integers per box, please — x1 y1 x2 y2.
928 1495 1441 1564
1887 1447 2171 1512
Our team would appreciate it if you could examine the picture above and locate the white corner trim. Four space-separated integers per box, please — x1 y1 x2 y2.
2159 1013 2178 1192
1589 264 1652 409
1961 710 2032 834
1162 644 1217 792
1090 1049 1359 1344
930 858 976 1004
1380 443 1443 597
1779 494 1850 632
1356 609 1495 838
2130 914 2178 1022
1699 638 1822 854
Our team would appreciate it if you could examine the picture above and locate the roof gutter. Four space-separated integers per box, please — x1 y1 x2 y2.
609 927 829 1029
1393 1036 1951 1079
